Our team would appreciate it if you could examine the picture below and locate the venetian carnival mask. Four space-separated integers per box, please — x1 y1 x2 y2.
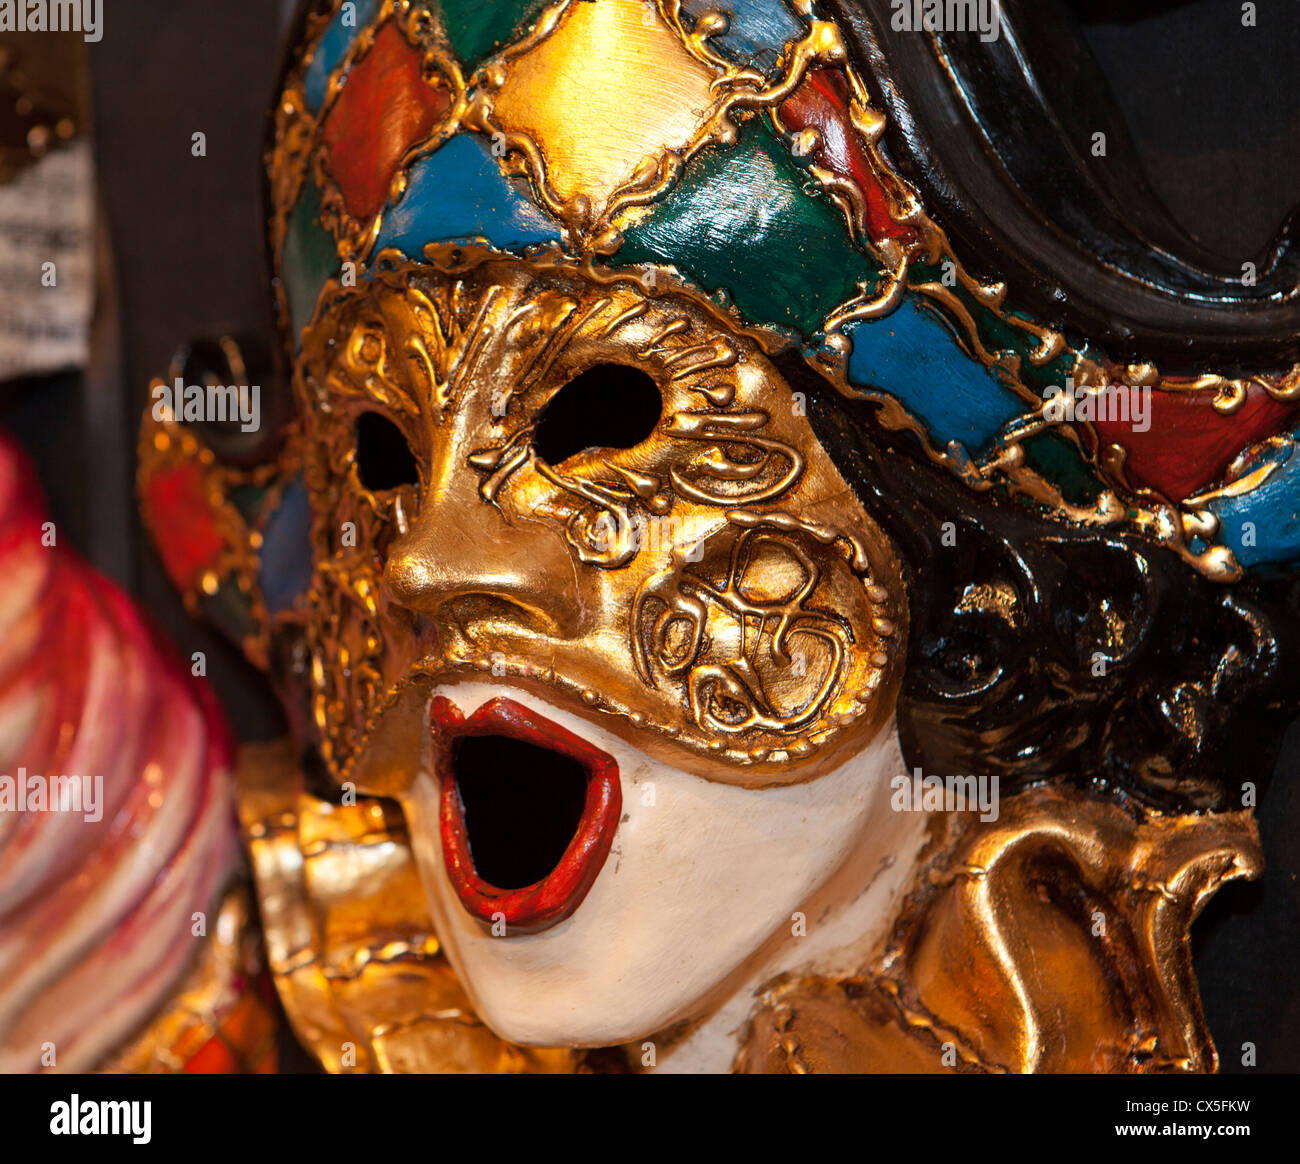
136 0 1300 1072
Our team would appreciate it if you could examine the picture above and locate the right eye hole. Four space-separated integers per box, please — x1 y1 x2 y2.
354 411 419 491
532 363 663 466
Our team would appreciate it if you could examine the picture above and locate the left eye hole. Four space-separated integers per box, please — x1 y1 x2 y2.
533 363 662 466
354 410 419 491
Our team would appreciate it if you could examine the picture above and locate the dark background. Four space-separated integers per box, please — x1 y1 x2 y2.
0 0 1296 1070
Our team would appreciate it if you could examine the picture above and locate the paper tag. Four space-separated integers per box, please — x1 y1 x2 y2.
0 137 94 380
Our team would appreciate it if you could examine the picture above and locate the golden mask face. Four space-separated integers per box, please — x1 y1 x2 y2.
293 253 906 792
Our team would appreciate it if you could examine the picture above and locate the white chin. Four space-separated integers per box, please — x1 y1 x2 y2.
399 680 907 1049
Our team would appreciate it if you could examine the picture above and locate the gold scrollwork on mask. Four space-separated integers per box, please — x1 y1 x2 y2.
633 520 857 738
295 250 906 785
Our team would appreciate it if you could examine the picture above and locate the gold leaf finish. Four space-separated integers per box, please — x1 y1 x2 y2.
295 253 906 791
737 788 1261 1073
489 0 718 220
237 739 576 1074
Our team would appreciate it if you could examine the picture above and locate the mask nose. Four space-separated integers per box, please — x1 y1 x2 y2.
381 462 582 640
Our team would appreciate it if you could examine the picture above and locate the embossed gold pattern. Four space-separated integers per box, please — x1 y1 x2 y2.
237 740 578 1074
294 252 905 789
737 788 1262 1074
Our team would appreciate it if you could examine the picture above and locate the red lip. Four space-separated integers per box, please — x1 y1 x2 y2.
432 695 621 935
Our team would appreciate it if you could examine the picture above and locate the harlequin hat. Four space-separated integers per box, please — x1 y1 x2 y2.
252 0 1300 584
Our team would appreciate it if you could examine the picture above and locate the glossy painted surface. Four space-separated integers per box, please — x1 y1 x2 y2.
777 67 912 244
302 0 380 111
258 478 314 615
680 0 805 74
1093 384 1298 502
282 181 336 341
1204 436 1300 569
436 0 550 67
489 0 720 215
320 21 452 220
140 460 230 589
842 298 1026 454
373 134 563 258
618 122 879 338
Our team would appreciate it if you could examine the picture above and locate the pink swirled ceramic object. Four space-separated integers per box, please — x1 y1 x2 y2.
0 433 239 1072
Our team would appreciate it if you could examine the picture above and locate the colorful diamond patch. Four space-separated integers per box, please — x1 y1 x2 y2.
320 20 453 221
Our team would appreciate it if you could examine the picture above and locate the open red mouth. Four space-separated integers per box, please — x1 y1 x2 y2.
431 695 622 935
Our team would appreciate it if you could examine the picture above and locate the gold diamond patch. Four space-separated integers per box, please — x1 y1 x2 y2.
489 0 720 227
